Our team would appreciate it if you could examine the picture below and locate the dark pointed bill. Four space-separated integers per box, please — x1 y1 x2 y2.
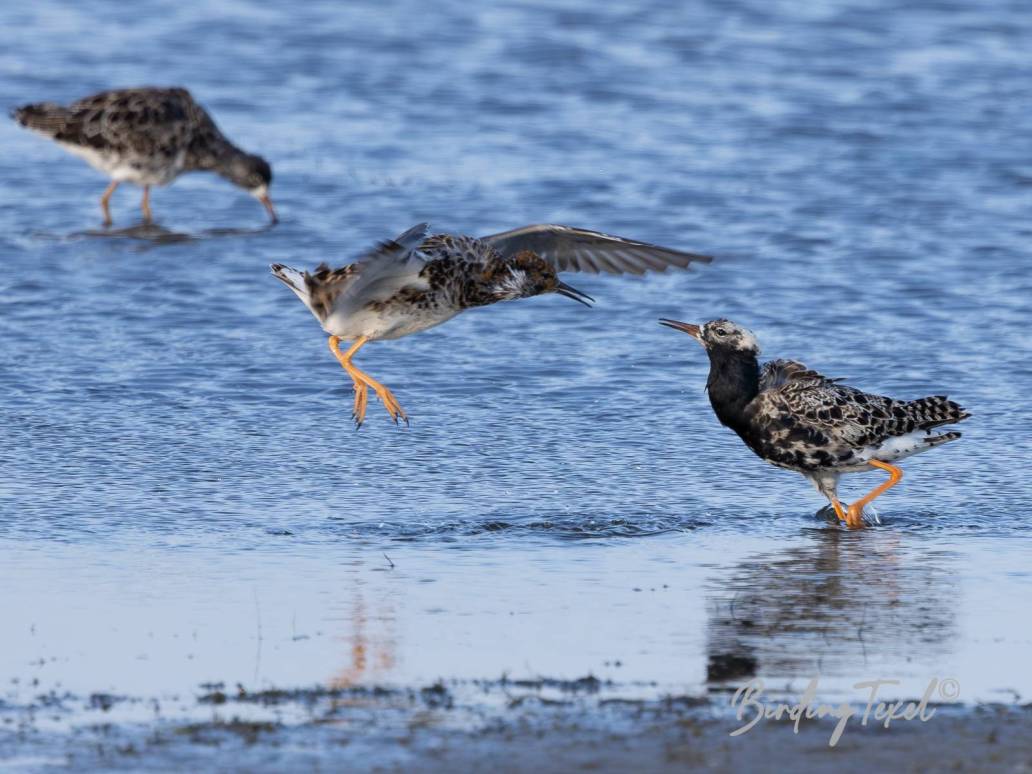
259 193 278 224
659 318 702 341
556 281 595 307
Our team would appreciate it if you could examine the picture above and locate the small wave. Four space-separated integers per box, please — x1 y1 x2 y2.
327 512 712 541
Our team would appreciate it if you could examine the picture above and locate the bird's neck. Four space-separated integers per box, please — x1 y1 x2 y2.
705 348 760 431
187 135 239 172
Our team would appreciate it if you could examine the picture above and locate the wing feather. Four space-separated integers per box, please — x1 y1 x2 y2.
480 224 711 275
271 223 430 322
753 360 917 449
324 222 432 312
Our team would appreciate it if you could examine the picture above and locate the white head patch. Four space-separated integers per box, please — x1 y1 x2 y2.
495 267 528 297
703 319 761 354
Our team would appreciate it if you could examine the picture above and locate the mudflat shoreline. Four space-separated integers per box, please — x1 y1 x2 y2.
4 679 1029 772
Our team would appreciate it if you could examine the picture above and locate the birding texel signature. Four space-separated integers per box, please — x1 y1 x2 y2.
729 676 960 746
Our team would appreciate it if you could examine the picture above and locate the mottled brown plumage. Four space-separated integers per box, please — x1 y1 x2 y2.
272 223 711 427
661 318 969 527
749 358 967 471
12 87 275 224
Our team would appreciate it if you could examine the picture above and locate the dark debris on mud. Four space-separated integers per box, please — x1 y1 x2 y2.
196 679 455 710
4 677 1032 773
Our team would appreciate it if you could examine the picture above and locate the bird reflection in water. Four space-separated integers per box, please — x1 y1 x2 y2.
68 221 276 247
705 529 957 689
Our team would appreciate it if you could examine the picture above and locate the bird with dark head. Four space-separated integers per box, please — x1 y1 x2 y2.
216 152 275 220
271 222 711 428
484 250 593 306
12 86 276 225
660 317 970 527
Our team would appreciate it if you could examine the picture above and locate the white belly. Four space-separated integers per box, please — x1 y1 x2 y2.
58 142 186 186
322 305 460 341
835 429 953 472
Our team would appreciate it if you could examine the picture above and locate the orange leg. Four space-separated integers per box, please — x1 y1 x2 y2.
846 460 903 528
329 335 370 427
141 186 153 224
100 181 119 226
830 498 848 524
328 336 408 428
353 377 369 427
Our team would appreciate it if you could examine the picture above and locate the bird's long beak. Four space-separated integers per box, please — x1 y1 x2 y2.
659 318 702 342
259 193 278 224
556 281 595 307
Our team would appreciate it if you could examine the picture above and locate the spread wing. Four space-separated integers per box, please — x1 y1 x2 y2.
480 224 712 276
271 223 430 322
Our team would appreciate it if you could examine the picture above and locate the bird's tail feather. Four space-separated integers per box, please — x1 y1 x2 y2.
271 262 353 323
11 102 71 136
924 430 963 447
270 263 308 298
906 395 970 431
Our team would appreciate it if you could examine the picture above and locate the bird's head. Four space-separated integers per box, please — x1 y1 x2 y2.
220 152 277 222
489 251 594 306
659 318 761 355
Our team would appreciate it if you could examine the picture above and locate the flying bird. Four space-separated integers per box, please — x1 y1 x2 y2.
273 223 711 427
660 318 969 527
12 87 275 226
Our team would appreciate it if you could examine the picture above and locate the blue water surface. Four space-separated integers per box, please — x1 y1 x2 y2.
0 0 1030 744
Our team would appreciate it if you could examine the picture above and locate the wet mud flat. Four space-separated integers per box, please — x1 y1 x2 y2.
3 678 1030 773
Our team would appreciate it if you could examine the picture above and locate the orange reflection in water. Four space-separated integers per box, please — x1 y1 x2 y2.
328 592 397 689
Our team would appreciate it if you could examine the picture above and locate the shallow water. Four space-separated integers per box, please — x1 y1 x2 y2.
1 0 1031 750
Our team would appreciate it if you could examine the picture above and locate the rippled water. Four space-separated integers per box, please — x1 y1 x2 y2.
1 0 1031 749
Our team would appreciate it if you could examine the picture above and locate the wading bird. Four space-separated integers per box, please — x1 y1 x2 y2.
273 223 710 427
659 318 969 527
12 87 275 226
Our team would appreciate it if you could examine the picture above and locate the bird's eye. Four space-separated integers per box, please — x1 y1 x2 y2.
714 327 728 336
